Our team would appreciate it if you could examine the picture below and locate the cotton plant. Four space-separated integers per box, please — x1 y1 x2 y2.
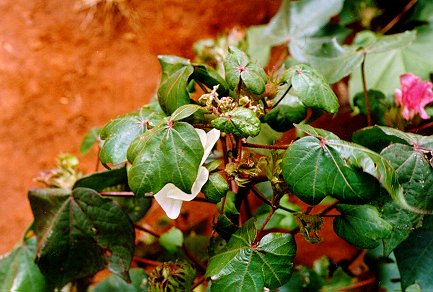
5 0 433 291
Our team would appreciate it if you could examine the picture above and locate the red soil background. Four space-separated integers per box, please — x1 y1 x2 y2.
0 0 283 255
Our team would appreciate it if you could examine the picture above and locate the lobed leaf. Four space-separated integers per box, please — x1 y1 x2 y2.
127 120 204 196
224 46 267 95
206 219 296 291
333 204 392 249
247 0 344 64
281 133 379 205
28 188 135 289
100 107 164 166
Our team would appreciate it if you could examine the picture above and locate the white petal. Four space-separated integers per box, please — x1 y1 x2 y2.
154 183 184 219
200 128 220 166
167 167 209 201
195 128 207 148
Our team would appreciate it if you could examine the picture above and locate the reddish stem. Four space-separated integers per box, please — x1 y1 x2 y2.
242 142 288 150
361 55 372 126
254 207 275 244
382 0 419 34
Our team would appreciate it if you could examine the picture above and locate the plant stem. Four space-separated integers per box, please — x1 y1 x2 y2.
381 0 419 34
100 191 135 196
360 55 372 126
134 224 161 238
133 256 163 266
248 183 273 206
254 207 275 244
191 274 206 290
95 144 101 172
242 142 288 150
195 80 210 94
270 85 292 110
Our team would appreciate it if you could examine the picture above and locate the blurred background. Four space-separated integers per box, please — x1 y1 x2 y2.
0 0 282 254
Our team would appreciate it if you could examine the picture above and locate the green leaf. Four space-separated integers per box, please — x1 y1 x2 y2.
0 237 55 292
192 64 230 95
224 46 267 95
378 143 433 255
127 120 204 196
394 228 433 291
247 0 344 65
278 266 324 291
279 65 339 114
157 55 194 115
306 30 415 85
306 38 364 84
100 107 164 166
170 104 203 122
349 26 432 99
216 214 239 242
211 107 261 138
80 127 102 155
285 124 425 215
72 165 128 191
354 30 417 54
353 125 433 153
28 188 135 288
281 127 380 205
91 268 149 292
206 219 297 291
409 0 433 23
202 173 229 203
262 88 307 132
159 228 184 254
217 191 240 221
333 204 392 249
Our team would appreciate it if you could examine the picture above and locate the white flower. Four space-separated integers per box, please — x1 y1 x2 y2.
154 128 220 219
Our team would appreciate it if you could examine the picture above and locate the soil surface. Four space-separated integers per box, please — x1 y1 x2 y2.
0 0 359 270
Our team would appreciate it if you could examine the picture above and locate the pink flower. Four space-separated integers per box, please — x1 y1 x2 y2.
395 73 433 120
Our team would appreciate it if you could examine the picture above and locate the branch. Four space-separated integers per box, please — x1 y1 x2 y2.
360 55 372 126
254 207 275 244
382 0 419 34
242 142 288 150
248 183 273 206
134 224 161 238
270 84 292 110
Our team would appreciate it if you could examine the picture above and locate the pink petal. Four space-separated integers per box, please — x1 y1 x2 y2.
395 89 403 106
400 73 421 91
